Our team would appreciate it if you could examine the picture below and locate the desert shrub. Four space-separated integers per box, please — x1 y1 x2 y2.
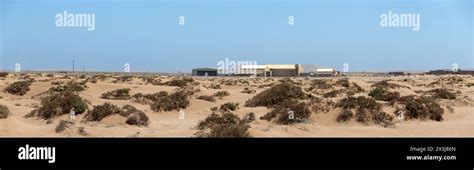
84 102 121 121
372 80 407 89
352 82 365 92
311 97 335 113
335 96 392 127
429 88 456 100
323 89 342 98
122 105 150 126
92 74 108 81
336 109 353 122
208 84 221 89
115 76 133 82
144 91 168 100
197 95 216 102
241 87 256 94
243 112 256 123
150 90 190 112
245 82 307 107
84 103 149 126
49 81 87 92
5 80 33 95
310 79 333 89
260 100 311 125
101 88 132 100
0 72 8 77
196 112 250 138
29 91 88 120
55 120 75 133
336 78 350 88
214 91 230 98
403 96 443 121
163 77 194 87
466 83 474 87
368 86 400 101
220 102 239 111
0 105 10 119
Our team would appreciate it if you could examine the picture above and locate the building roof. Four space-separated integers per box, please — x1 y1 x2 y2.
192 68 217 71
316 68 335 72
264 64 297 69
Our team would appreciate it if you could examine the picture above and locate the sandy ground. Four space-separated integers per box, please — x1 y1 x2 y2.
0 74 473 137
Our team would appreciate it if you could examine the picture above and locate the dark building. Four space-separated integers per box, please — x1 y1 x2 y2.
192 68 218 76
389 72 405 76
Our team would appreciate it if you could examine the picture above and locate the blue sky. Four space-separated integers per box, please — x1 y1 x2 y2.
0 0 473 72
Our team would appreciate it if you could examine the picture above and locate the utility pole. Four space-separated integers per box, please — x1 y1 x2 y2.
72 59 75 74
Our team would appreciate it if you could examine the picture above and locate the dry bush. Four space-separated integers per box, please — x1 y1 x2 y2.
150 90 190 112
220 102 239 111
429 88 456 100
368 86 400 102
55 120 75 133
323 89 344 98
84 102 121 121
84 103 149 126
335 78 350 88
241 87 256 94
398 96 444 121
163 77 194 87
260 100 311 125
372 80 408 89
208 84 221 89
336 109 353 122
243 112 256 123
49 81 87 92
197 95 216 102
214 91 230 98
28 91 88 120
351 82 365 92
309 79 333 90
245 82 307 107
114 76 133 82
0 105 10 119
311 97 335 113
5 80 33 95
196 111 250 138
0 72 8 78
101 88 132 100
335 96 393 127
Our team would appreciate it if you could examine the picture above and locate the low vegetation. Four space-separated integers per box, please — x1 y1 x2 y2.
84 103 149 126
0 105 10 119
5 80 33 96
101 88 132 100
49 81 87 92
394 96 444 121
335 96 394 127
260 100 311 125
429 88 456 100
196 111 251 138
150 90 190 112
197 95 216 102
368 86 400 102
28 91 88 120
245 82 307 107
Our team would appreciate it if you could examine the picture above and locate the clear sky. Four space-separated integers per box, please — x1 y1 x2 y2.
0 0 473 72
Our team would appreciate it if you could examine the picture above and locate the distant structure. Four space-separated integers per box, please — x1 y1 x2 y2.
427 69 474 75
192 68 218 76
389 71 405 76
314 68 337 77
240 64 304 77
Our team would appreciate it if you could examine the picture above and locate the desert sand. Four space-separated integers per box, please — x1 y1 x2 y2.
0 73 473 137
